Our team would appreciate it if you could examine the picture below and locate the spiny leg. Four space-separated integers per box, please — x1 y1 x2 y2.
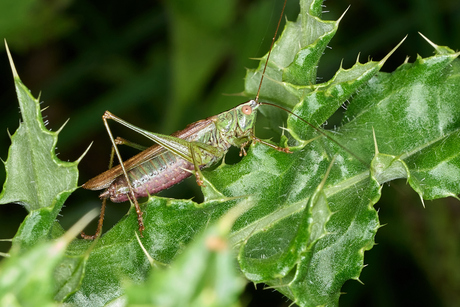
81 197 107 239
80 135 151 239
250 135 292 153
81 141 118 239
239 140 250 156
189 143 206 187
103 111 145 237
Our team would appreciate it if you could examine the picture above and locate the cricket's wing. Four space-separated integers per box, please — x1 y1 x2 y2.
82 117 217 191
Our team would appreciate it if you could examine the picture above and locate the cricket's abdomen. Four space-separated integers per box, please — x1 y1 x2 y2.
101 151 196 203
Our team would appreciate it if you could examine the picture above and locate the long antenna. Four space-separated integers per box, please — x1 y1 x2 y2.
260 101 370 168
255 0 287 103
254 1 369 169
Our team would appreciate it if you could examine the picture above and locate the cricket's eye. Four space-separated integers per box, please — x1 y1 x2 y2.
242 105 252 115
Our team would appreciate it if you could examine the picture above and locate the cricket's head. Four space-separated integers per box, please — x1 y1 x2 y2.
236 99 259 133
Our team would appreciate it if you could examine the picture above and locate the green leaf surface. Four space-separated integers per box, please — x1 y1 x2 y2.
125 205 246 307
0 46 82 250
64 197 244 305
342 46 460 201
0 239 63 307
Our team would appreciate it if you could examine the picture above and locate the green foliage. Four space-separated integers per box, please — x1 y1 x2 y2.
125 205 247 307
1 0 459 306
0 235 68 307
0 47 82 252
0 0 73 50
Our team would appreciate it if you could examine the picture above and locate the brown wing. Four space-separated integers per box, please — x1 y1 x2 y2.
82 117 216 191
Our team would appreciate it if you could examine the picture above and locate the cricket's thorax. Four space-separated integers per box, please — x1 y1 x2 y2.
215 100 258 148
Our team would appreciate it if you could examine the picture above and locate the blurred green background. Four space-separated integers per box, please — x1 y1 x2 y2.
0 0 459 306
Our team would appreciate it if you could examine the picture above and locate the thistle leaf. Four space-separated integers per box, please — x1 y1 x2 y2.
0 43 84 250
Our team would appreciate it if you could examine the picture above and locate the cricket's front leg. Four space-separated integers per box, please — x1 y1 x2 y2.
189 143 206 187
251 135 292 153
103 111 145 237
238 140 251 156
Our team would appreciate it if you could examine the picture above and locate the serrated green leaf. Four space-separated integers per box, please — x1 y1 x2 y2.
0 45 83 250
340 43 460 201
